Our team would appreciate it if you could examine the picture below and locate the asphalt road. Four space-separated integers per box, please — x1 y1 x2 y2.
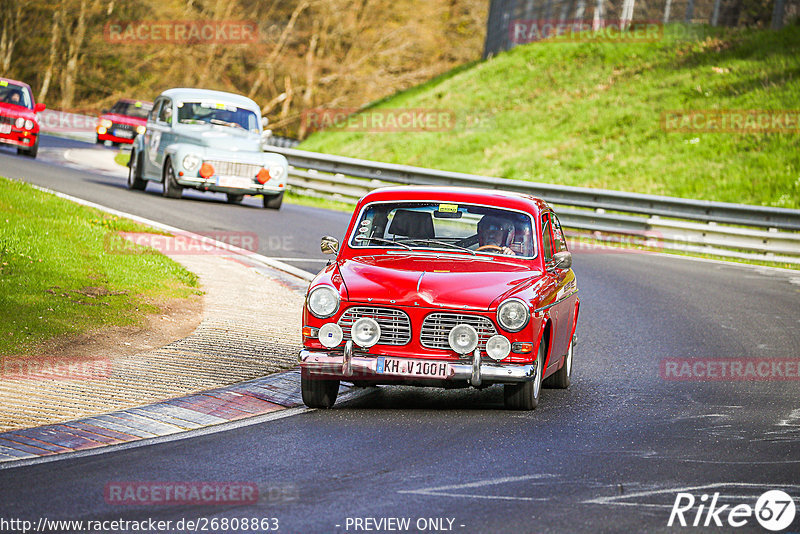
1 136 799 533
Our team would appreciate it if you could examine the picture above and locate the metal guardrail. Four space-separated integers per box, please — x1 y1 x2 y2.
269 146 800 264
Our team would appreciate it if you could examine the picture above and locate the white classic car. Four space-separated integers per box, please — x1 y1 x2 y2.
128 88 288 209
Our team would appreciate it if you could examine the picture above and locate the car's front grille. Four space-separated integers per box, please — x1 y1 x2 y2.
112 123 134 131
0 115 15 126
205 159 262 179
338 307 412 346
420 313 498 350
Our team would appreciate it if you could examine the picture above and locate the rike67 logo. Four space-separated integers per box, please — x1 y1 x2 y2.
668 490 796 531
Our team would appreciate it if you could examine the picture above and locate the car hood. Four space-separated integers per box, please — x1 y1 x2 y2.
173 124 261 151
0 102 36 120
102 113 146 125
338 254 541 311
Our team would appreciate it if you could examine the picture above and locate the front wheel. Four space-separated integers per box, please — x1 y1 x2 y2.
263 191 283 210
301 369 339 408
17 140 38 158
127 150 146 190
504 340 544 410
162 159 183 199
544 335 574 389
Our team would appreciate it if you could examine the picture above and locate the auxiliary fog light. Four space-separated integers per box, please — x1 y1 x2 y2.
485 335 511 361
351 317 381 348
448 324 479 355
318 323 343 349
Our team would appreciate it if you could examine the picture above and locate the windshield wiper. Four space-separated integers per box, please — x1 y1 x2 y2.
354 236 412 250
209 118 244 129
399 239 476 255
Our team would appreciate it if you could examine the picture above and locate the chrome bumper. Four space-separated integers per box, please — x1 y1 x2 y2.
299 342 536 386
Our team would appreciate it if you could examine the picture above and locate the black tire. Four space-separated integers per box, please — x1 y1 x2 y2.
127 150 146 190
162 159 183 199
504 340 544 410
226 193 244 204
96 136 103 145
17 140 37 158
544 335 574 389
263 191 283 210
301 368 339 408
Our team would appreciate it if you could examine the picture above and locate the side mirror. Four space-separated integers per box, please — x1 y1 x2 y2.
320 236 339 255
34 103 46 113
551 251 572 270
261 116 270 129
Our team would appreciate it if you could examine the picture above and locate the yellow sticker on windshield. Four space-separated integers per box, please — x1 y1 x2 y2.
135 101 142 107
215 103 225 109
0 81 7 87
438 203 458 213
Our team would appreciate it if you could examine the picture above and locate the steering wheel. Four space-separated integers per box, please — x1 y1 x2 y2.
476 245 504 252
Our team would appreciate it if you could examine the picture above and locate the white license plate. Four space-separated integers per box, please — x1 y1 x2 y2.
217 175 253 189
114 129 133 138
377 357 451 379
0 124 10 134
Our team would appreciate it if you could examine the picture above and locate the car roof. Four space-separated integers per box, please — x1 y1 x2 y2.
0 78 33 92
158 88 260 112
358 186 550 214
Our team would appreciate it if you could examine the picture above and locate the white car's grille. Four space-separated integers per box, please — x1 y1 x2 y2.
206 160 262 179
338 307 411 346
420 313 497 350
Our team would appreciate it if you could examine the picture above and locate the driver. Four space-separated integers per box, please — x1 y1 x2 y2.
477 215 515 255
5 90 22 105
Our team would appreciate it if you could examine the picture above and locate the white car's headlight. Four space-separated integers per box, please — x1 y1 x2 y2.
136 125 146 135
485 335 511 361
182 154 202 172
448 324 479 354
351 317 381 348
268 165 284 179
307 286 340 319
496 298 529 332
24 119 34 130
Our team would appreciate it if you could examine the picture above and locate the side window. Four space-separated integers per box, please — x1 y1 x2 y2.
157 99 172 124
552 214 568 253
541 213 554 263
148 100 162 123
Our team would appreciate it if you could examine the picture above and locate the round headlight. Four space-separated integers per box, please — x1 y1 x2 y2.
15 117 24 128
24 119 34 130
485 335 511 361
269 165 284 179
182 154 202 172
136 125 146 135
448 324 479 354
307 286 340 319
497 298 529 332
351 317 381 348
100 119 113 128
318 323 343 349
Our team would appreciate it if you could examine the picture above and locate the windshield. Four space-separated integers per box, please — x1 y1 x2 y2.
350 201 536 258
0 81 33 109
110 100 152 118
176 101 259 132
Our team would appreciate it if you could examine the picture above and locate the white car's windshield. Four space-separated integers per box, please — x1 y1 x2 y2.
176 101 259 132
350 201 536 258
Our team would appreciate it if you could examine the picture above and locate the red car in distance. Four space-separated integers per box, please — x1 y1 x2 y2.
96 99 153 145
0 77 45 158
300 186 580 410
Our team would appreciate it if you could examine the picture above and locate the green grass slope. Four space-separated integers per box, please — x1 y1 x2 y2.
300 24 800 208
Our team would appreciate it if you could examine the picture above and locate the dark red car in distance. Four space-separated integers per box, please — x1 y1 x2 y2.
0 77 45 158
96 99 153 145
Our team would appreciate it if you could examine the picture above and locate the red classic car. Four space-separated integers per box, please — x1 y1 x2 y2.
300 186 580 410
0 77 45 158
96 99 152 145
